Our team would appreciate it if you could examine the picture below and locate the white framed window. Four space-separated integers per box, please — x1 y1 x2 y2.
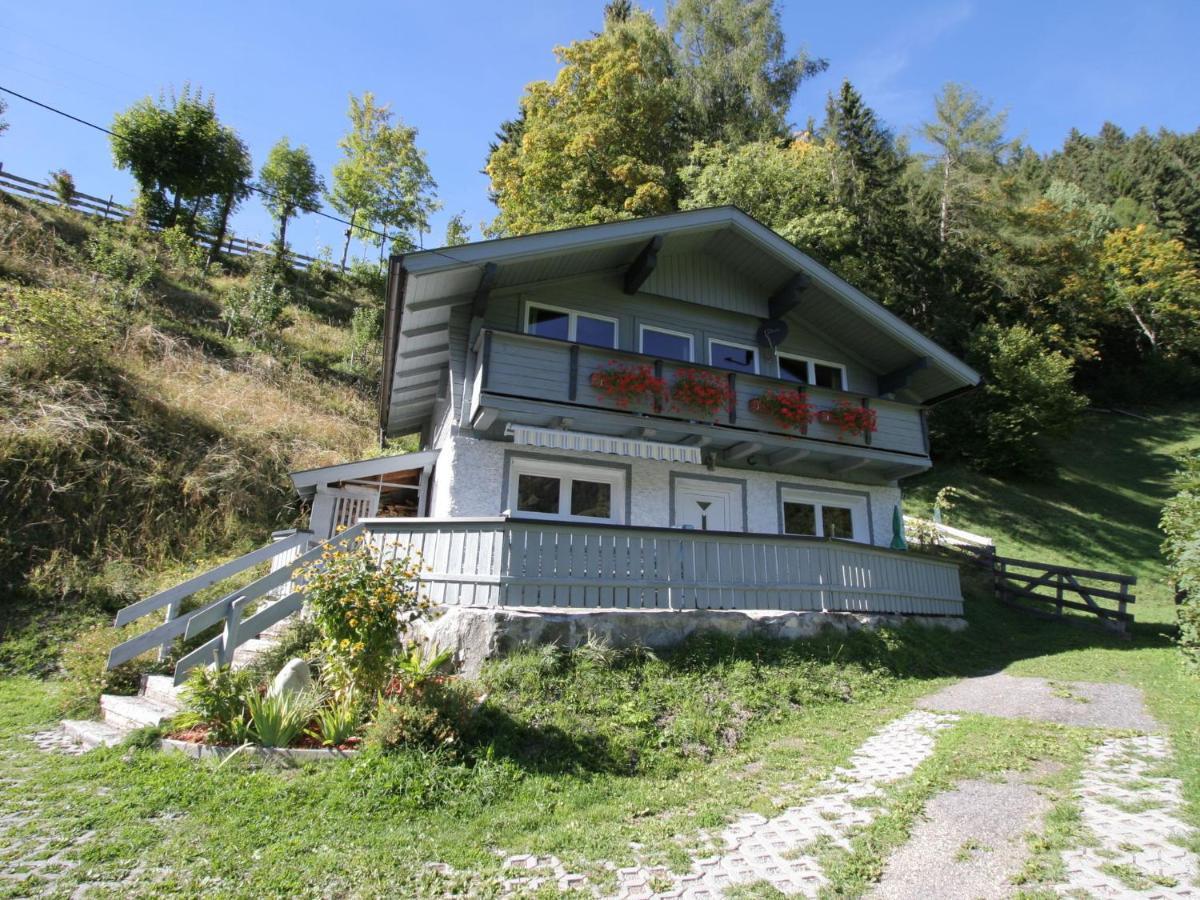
708 339 759 374
507 457 626 524
525 303 618 349
639 325 693 362
780 486 868 542
777 352 847 390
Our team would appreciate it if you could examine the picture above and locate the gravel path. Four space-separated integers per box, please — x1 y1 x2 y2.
867 773 1050 899
916 672 1161 731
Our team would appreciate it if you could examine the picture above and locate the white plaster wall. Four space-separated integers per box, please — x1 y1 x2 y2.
430 432 904 547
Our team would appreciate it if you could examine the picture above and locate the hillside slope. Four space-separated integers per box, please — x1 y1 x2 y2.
905 404 1200 624
0 195 394 669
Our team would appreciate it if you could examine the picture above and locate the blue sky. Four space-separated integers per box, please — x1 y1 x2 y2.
2 1 1197 260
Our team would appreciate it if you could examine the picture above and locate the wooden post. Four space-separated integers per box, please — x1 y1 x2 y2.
568 344 579 401
861 398 872 446
1055 571 1064 618
653 360 664 413
217 596 252 667
798 387 809 435
104 195 113 221
727 373 737 424
157 598 181 662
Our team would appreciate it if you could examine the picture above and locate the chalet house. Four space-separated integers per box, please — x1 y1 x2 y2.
107 207 980 685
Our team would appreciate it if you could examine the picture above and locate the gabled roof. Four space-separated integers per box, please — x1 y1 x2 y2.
381 206 980 437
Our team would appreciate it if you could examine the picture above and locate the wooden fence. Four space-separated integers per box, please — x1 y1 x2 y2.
0 165 321 269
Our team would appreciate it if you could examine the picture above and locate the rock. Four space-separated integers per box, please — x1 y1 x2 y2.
269 658 312 698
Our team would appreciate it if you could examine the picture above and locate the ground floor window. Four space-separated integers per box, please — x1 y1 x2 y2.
779 486 868 542
507 457 626 524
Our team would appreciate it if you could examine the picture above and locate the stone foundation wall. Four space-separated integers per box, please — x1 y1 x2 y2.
415 606 967 677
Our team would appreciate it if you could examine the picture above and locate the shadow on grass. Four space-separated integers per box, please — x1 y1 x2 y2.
452 571 1177 779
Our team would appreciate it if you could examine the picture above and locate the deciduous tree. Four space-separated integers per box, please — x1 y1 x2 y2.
1100 224 1200 356
259 138 324 253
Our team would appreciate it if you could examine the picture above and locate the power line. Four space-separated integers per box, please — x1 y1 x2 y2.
0 83 390 240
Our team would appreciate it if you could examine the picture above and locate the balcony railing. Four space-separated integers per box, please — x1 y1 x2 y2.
475 330 929 460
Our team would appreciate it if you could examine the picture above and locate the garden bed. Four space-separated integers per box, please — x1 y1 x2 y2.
160 737 359 762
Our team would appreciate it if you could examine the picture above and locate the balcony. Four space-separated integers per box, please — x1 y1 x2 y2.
469 330 932 483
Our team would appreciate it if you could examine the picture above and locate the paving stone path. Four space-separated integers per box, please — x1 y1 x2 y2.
1058 734 1198 898
498 710 960 898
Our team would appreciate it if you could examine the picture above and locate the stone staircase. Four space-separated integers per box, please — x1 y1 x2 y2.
61 675 185 749
59 614 290 751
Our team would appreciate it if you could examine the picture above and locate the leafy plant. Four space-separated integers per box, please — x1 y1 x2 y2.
58 623 146 716
387 644 453 696
160 225 207 283
246 688 321 748
590 361 667 409
1161 450 1200 670
670 368 734 418
365 680 474 753
48 169 75 206
86 223 159 306
749 387 813 430
181 665 256 744
222 254 291 342
297 534 429 695
308 692 362 747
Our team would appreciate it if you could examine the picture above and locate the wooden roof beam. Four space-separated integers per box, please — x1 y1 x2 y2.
767 271 811 319
623 235 664 295
827 457 869 475
721 441 762 463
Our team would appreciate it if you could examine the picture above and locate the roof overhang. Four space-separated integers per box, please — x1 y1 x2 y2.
290 450 440 501
380 207 981 437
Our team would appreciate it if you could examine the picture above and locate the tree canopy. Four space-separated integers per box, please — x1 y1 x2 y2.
259 138 324 252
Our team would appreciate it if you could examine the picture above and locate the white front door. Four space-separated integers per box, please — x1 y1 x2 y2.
673 478 743 532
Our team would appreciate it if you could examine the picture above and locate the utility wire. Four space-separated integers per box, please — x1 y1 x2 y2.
0 83 392 240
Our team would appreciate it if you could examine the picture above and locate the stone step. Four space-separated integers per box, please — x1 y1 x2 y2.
141 675 184 711
231 637 276 670
62 719 127 749
100 694 178 731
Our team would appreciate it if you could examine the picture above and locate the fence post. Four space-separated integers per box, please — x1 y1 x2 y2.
217 595 252 667
157 598 181 662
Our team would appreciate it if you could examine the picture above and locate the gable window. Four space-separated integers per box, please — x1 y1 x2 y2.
780 486 868 542
777 353 847 391
709 339 759 374
640 325 693 362
508 457 625 524
526 304 618 349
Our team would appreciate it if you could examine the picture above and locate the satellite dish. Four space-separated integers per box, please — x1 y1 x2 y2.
756 318 789 349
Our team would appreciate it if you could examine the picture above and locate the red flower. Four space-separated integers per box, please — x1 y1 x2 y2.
749 389 814 431
670 368 734 419
590 362 668 409
816 400 877 438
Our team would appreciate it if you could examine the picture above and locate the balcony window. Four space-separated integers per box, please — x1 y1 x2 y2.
640 325 693 362
709 340 759 374
508 457 625 524
777 353 847 390
526 304 618 349
780 486 867 542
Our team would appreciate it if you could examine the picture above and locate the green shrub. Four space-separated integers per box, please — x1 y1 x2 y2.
222 254 291 343
180 665 256 744
345 258 386 297
932 323 1087 476
365 681 474 753
1161 450 1200 670
48 169 75 206
160 225 207 284
246 688 320 747
0 284 114 374
297 535 429 695
86 223 159 306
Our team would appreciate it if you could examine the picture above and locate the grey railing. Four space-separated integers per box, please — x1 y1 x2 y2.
362 517 964 617
106 526 363 685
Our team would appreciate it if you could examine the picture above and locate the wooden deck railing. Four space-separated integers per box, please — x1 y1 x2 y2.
106 527 346 685
991 557 1136 635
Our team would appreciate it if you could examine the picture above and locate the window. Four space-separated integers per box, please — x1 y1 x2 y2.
776 353 846 390
508 457 625 524
525 304 618 349
709 340 759 374
780 487 868 542
639 325 693 362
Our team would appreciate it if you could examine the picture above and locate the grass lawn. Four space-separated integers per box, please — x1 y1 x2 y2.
1 407 1197 897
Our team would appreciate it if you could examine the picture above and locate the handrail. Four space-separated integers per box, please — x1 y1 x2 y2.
106 525 365 680
113 531 312 626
